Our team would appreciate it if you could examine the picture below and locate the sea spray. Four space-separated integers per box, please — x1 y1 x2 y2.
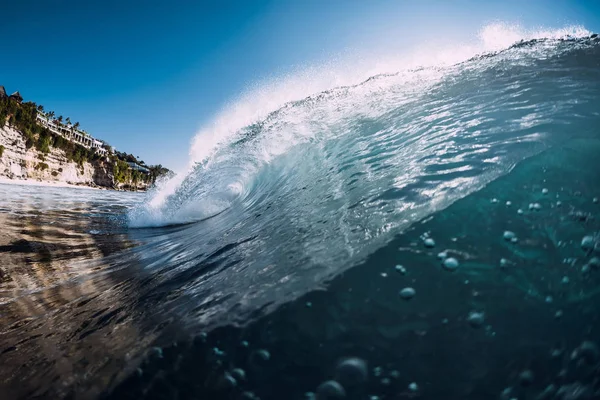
130 23 591 229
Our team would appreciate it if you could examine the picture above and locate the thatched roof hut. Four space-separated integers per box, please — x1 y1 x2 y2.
9 91 23 103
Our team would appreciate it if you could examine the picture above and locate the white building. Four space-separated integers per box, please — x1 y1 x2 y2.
36 113 108 156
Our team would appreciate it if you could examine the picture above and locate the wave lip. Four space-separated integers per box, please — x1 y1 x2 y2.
120 23 600 333
129 23 594 230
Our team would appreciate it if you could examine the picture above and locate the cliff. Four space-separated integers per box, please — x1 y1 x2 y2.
0 124 146 190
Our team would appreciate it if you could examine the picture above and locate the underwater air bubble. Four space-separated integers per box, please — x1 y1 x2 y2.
213 347 225 357
408 382 419 392
467 311 485 328
542 188 549 194
500 387 513 400
249 349 271 370
443 257 459 271
519 370 534 386
506 201 512 207
503 231 516 241
395 265 407 274
335 357 368 386
316 380 346 400
150 347 163 359
587 257 600 269
231 368 246 381
424 238 435 248
223 372 238 388
399 287 416 300
582 264 591 274
581 236 595 251
256 349 270 361
537 384 557 399
550 349 563 358
517 209 524 215
572 341 599 364
556 383 593 400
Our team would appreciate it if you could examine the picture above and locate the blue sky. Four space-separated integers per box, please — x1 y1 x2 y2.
1 0 599 171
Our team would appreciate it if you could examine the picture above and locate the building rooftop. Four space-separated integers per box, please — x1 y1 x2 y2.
9 91 23 102
127 162 150 173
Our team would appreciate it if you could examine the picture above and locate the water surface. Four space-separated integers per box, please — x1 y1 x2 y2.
1 34 600 400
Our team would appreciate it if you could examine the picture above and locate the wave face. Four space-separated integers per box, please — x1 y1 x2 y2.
128 26 600 327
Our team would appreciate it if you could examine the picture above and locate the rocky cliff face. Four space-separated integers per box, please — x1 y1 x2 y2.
0 125 126 189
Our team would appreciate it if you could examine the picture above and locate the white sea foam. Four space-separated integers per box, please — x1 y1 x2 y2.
129 23 591 228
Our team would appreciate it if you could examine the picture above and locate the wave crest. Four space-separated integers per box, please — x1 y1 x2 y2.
128 23 593 228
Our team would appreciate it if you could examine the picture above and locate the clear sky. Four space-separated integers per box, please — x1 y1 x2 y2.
1 0 599 171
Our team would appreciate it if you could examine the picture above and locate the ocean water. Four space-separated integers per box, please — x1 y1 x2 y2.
1 27 600 400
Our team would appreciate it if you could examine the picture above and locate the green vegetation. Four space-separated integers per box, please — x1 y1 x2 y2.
37 130 51 154
0 93 172 188
148 164 172 182
0 145 4 158
113 159 130 184
0 97 104 166
35 162 49 171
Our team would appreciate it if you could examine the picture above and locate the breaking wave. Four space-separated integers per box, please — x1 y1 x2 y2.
125 24 599 323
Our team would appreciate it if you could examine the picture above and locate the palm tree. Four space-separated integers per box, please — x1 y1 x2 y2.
66 117 71 125
48 111 55 120
74 122 80 130
57 115 63 124
37 105 44 113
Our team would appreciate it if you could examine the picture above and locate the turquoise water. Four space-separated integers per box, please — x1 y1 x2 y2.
0 34 599 399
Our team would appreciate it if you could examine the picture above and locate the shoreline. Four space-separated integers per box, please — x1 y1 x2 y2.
0 176 107 191
0 176 149 192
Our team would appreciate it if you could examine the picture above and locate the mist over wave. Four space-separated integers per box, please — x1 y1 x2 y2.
129 23 591 228
4 15 600 400
121 24 600 330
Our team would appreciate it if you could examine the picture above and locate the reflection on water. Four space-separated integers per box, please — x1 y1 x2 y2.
0 36 599 400
0 140 599 400
0 184 137 298
0 185 147 399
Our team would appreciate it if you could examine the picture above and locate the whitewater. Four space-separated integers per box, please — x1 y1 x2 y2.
1 23 600 400
133 23 591 221
125 23 598 315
